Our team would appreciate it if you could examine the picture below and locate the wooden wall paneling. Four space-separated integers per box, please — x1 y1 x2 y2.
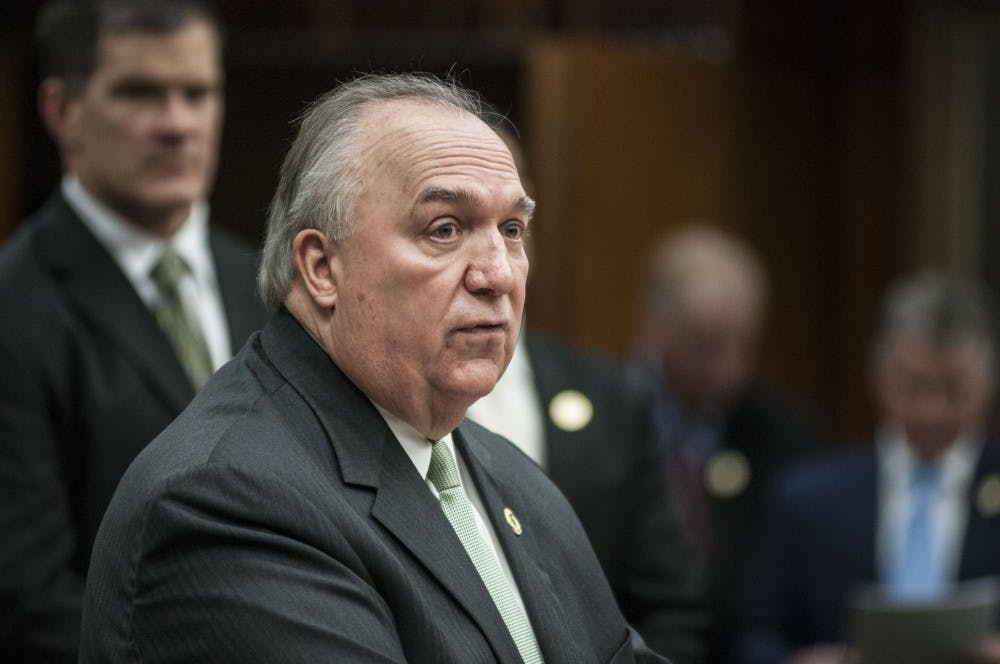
833 4 906 439
907 5 997 278
524 38 738 357
736 0 906 439
523 39 579 341
734 57 838 417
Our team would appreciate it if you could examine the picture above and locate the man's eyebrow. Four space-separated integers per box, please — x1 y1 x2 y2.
417 187 536 218
515 195 536 219
418 187 476 206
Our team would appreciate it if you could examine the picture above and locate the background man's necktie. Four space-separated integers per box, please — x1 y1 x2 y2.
887 463 944 600
426 440 544 664
150 248 214 390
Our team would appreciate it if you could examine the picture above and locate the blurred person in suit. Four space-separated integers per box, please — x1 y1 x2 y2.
0 1 266 659
468 130 710 662
630 224 827 653
730 273 1000 664
80 73 668 663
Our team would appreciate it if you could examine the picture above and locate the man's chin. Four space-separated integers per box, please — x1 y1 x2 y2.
141 185 205 210
445 364 503 402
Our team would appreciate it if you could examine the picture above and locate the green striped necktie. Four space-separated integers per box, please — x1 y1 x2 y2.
149 248 214 391
426 440 544 664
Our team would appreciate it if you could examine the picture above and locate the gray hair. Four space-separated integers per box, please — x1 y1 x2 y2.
872 272 997 375
258 73 501 309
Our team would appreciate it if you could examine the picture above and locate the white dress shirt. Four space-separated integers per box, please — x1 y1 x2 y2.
876 427 981 586
374 404 530 615
63 175 232 369
467 338 546 468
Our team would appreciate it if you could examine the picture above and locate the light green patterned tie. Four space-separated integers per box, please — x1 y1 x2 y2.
150 248 214 390
426 440 544 664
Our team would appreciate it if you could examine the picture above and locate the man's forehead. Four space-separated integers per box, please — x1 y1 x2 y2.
359 100 505 156
95 22 221 76
356 99 520 190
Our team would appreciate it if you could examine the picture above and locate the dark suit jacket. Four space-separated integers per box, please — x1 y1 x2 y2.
711 390 827 612
729 444 1000 663
527 333 710 662
80 311 667 663
0 193 267 660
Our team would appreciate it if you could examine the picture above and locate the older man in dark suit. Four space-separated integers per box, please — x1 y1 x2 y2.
0 2 267 660
630 225 826 658
81 74 668 663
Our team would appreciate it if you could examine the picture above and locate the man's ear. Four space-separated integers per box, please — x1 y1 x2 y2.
38 78 78 152
293 228 339 309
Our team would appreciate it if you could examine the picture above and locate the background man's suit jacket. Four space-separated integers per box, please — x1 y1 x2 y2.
526 332 709 661
81 310 667 663
0 194 267 660
729 444 1000 663
699 387 826 663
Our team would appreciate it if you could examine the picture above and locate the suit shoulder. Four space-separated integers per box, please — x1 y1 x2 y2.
771 448 874 512
0 212 48 289
116 338 282 483
525 331 649 406
526 331 623 378
0 211 77 352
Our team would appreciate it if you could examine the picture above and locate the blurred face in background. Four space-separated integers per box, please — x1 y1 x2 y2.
46 20 223 236
875 334 993 461
659 274 763 418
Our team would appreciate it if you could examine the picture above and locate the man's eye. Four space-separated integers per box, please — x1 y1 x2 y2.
114 83 161 101
502 221 524 240
431 223 458 240
185 86 213 103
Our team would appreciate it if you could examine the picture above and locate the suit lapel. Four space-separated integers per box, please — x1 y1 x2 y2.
457 424 591 664
369 443 524 664
38 196 193 412
259 311 522 663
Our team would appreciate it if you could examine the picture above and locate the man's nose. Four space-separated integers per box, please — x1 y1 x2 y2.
464 230 516 296
156 91 201 136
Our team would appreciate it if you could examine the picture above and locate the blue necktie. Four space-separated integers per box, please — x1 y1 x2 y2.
887 463 943 600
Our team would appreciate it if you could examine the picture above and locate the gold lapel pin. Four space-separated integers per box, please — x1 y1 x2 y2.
976 474 1000 518
704 449 752 499
548 389 594 432
504 507 523 536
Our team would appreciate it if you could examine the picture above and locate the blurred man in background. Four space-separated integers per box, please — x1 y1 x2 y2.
0 1 265 658
630 224 826 655
731 273 1000 664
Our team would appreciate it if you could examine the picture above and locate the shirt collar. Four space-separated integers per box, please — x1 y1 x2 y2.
373 403 457 481
62 175 213 288
877 424 982 491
